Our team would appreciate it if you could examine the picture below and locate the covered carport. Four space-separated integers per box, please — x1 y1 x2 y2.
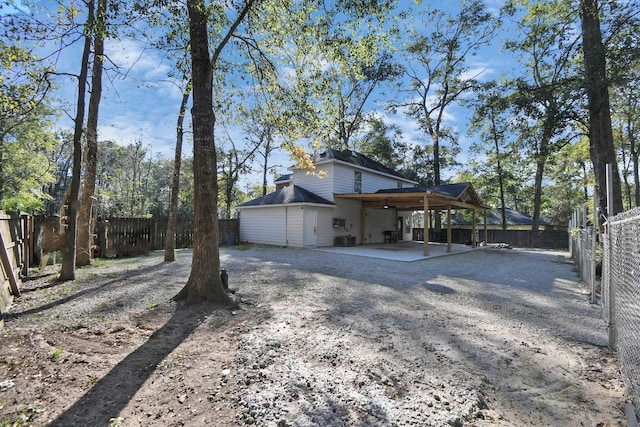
335 182 490 256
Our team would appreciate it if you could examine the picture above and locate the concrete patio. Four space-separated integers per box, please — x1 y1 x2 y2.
312 240 477 262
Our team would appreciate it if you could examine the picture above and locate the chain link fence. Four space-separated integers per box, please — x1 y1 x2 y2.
602 207 640 419
569 208 597 305
570 227 597 301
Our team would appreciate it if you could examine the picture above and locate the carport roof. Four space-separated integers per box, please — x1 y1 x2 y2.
335 182 490 211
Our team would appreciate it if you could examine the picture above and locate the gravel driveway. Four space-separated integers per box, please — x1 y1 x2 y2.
1 245 627 426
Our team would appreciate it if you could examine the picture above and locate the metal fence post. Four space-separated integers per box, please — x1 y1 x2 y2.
590 198 597 304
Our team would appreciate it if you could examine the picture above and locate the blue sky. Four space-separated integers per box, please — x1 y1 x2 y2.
52 36 184 157
22 0 516 190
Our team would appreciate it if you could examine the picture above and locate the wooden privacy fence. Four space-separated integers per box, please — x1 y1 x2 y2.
30 216 238 260
412 228 568 249
0 212 30 327
99 218 239 257
0 215 238 327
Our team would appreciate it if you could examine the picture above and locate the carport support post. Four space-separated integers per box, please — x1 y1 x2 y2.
447 205 452 253
360 204 366 244
472 210 477 247
423 194 429 256
484 211 488 244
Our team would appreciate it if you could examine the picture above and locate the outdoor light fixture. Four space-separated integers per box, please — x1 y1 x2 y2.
383 199 389 209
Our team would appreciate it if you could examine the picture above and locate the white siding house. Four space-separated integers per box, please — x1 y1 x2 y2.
237 149 418 248
237 186 335 248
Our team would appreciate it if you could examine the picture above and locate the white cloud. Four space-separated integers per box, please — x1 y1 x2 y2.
462 63 495 82
104 38 172 83
98 112 182 159
372 110 425 146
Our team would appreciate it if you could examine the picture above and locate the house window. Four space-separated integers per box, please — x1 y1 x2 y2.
397 182 403 188
354 171 362 193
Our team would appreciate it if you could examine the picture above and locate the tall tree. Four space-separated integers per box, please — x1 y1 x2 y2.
607 2 640 208
324 52 401 150
59 0 94 281
580 0 623 215
544 137 593 224
135 1 194 261
174 0 254 304
77 0 106 266
612 71 640 207
96 140 155 217
0 38 53 206
469 84 514 230
237 99 280 197
394 0 497 186
217 129 262 220
504 0 582 230
249 0 397 166
355 116 407 171
164 84 191 262
0 105 59 212
43 130 74 216
255 120 277 198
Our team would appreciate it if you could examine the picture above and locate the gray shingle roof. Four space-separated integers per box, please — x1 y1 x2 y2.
486 208 550 225
313 148 408 179
237 185 335 207
274 173 292 183
449 208 549 225
375 183 471 199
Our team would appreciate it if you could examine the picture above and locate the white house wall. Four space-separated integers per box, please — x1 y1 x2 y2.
363 170 406 193
293 162 413 203
330 198 362 244
296 206 338 247
239 207 287 246
240 205 337 248
332 163 410 195
316 208 336 247
286 206 304 247
239 153 420 248
364 207 397 244
292 163 335 201
332 163 359 194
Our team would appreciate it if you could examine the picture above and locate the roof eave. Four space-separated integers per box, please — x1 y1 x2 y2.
236 202 336 210
299 157 417 185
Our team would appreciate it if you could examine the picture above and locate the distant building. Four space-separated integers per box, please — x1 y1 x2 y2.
448 207 554 230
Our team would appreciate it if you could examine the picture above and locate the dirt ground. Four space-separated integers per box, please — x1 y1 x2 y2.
0 245 628 426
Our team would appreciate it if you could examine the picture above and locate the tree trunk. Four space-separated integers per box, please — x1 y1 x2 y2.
432 132 441 234
621 150 631 210
261 136 271 197
174 0 234 305
433 133 441 186
262 153 268 197
225 152 234 220
0 136 4 206
164 85 191 262
59 0 94 281
491 112 507 231
629 120 639 207
432 129 442 233
581 161 589 202
531 159 545 232
633 152 639 207
77 0 105 267
580 0 623 215
497 156 507 231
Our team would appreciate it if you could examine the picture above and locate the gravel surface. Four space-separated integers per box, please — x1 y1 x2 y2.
0 245 627 426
